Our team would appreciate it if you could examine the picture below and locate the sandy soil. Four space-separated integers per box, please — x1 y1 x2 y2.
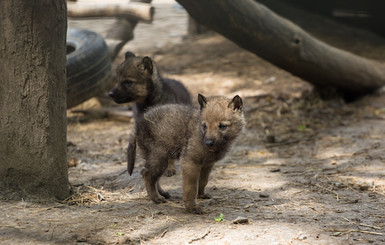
1 1 385 244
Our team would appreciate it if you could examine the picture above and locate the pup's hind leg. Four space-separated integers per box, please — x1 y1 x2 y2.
141 156 168 204
164 159 177 177
141 167 166 204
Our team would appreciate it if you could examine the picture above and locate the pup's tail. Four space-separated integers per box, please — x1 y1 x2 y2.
127 130 136 176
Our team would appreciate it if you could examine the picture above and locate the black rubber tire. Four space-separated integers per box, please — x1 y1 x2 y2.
66 28 111 109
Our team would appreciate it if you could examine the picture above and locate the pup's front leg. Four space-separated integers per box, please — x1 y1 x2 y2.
181 161 203 214
198 163 214 199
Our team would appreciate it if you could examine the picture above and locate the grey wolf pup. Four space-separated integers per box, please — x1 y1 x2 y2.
109 52 192 176
132 94 245 214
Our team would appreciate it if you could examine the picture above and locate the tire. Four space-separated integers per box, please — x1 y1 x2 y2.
66 28 111 109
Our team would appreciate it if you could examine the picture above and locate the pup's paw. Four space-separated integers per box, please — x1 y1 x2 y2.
163 168 176 177
159 190 171 199
186 205 204 214
198 193 212 199
152 196 167 204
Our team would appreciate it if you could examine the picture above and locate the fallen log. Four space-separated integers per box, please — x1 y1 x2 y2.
67 2 154 22
257 0 385 61
176 0 385 96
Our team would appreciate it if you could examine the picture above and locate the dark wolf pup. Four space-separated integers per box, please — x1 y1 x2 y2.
132 94 245 214
109 52 192 176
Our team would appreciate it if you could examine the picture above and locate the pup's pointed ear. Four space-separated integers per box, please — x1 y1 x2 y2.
228 95 243 111
198 94 207 110
142 56 154 74
125 51 136 60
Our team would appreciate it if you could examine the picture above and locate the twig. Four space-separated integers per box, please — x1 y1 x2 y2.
31 204 66 213
335 229 384 236
119 169 128 176
342 216 382 230
189 230 210 244
126 184 136 193
341 216 351 223
315 183 340 201
355 230 384 236
359 223 382 230
0 224 25 229
157 228 168 238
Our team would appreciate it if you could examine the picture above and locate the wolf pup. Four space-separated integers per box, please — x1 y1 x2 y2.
133 94 245 214
109 52 192 177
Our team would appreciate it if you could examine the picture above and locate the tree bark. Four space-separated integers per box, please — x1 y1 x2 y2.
176 0 385 95
0 1 69 200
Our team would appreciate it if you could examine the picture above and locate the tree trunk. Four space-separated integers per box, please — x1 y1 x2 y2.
0 1 69 200
176 0 385 96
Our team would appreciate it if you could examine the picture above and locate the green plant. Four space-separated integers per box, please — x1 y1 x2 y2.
298 125 306 131
214 213 224 222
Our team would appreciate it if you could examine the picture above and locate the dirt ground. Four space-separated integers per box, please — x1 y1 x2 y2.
2 1 385 244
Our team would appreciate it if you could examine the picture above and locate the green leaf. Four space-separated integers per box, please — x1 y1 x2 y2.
116 232 125 236
298 125 306 131
214 213 224 222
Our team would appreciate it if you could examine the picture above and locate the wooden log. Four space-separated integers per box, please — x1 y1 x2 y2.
67 2 154 22
176 0 385 96
257 0 385 61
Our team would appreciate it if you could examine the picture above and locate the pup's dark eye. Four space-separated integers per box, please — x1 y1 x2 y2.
202 123 207 131
219 123 227 130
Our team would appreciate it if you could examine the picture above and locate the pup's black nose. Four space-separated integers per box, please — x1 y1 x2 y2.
108 91 114 98
205 139 215 147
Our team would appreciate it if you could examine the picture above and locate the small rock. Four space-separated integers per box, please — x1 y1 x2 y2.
270 168 280 173
76 236 87 242
265 76 276 83
298 234 307 240
244 203 254 209
333 182 341 187
259 193 269 198
232 216 249 224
